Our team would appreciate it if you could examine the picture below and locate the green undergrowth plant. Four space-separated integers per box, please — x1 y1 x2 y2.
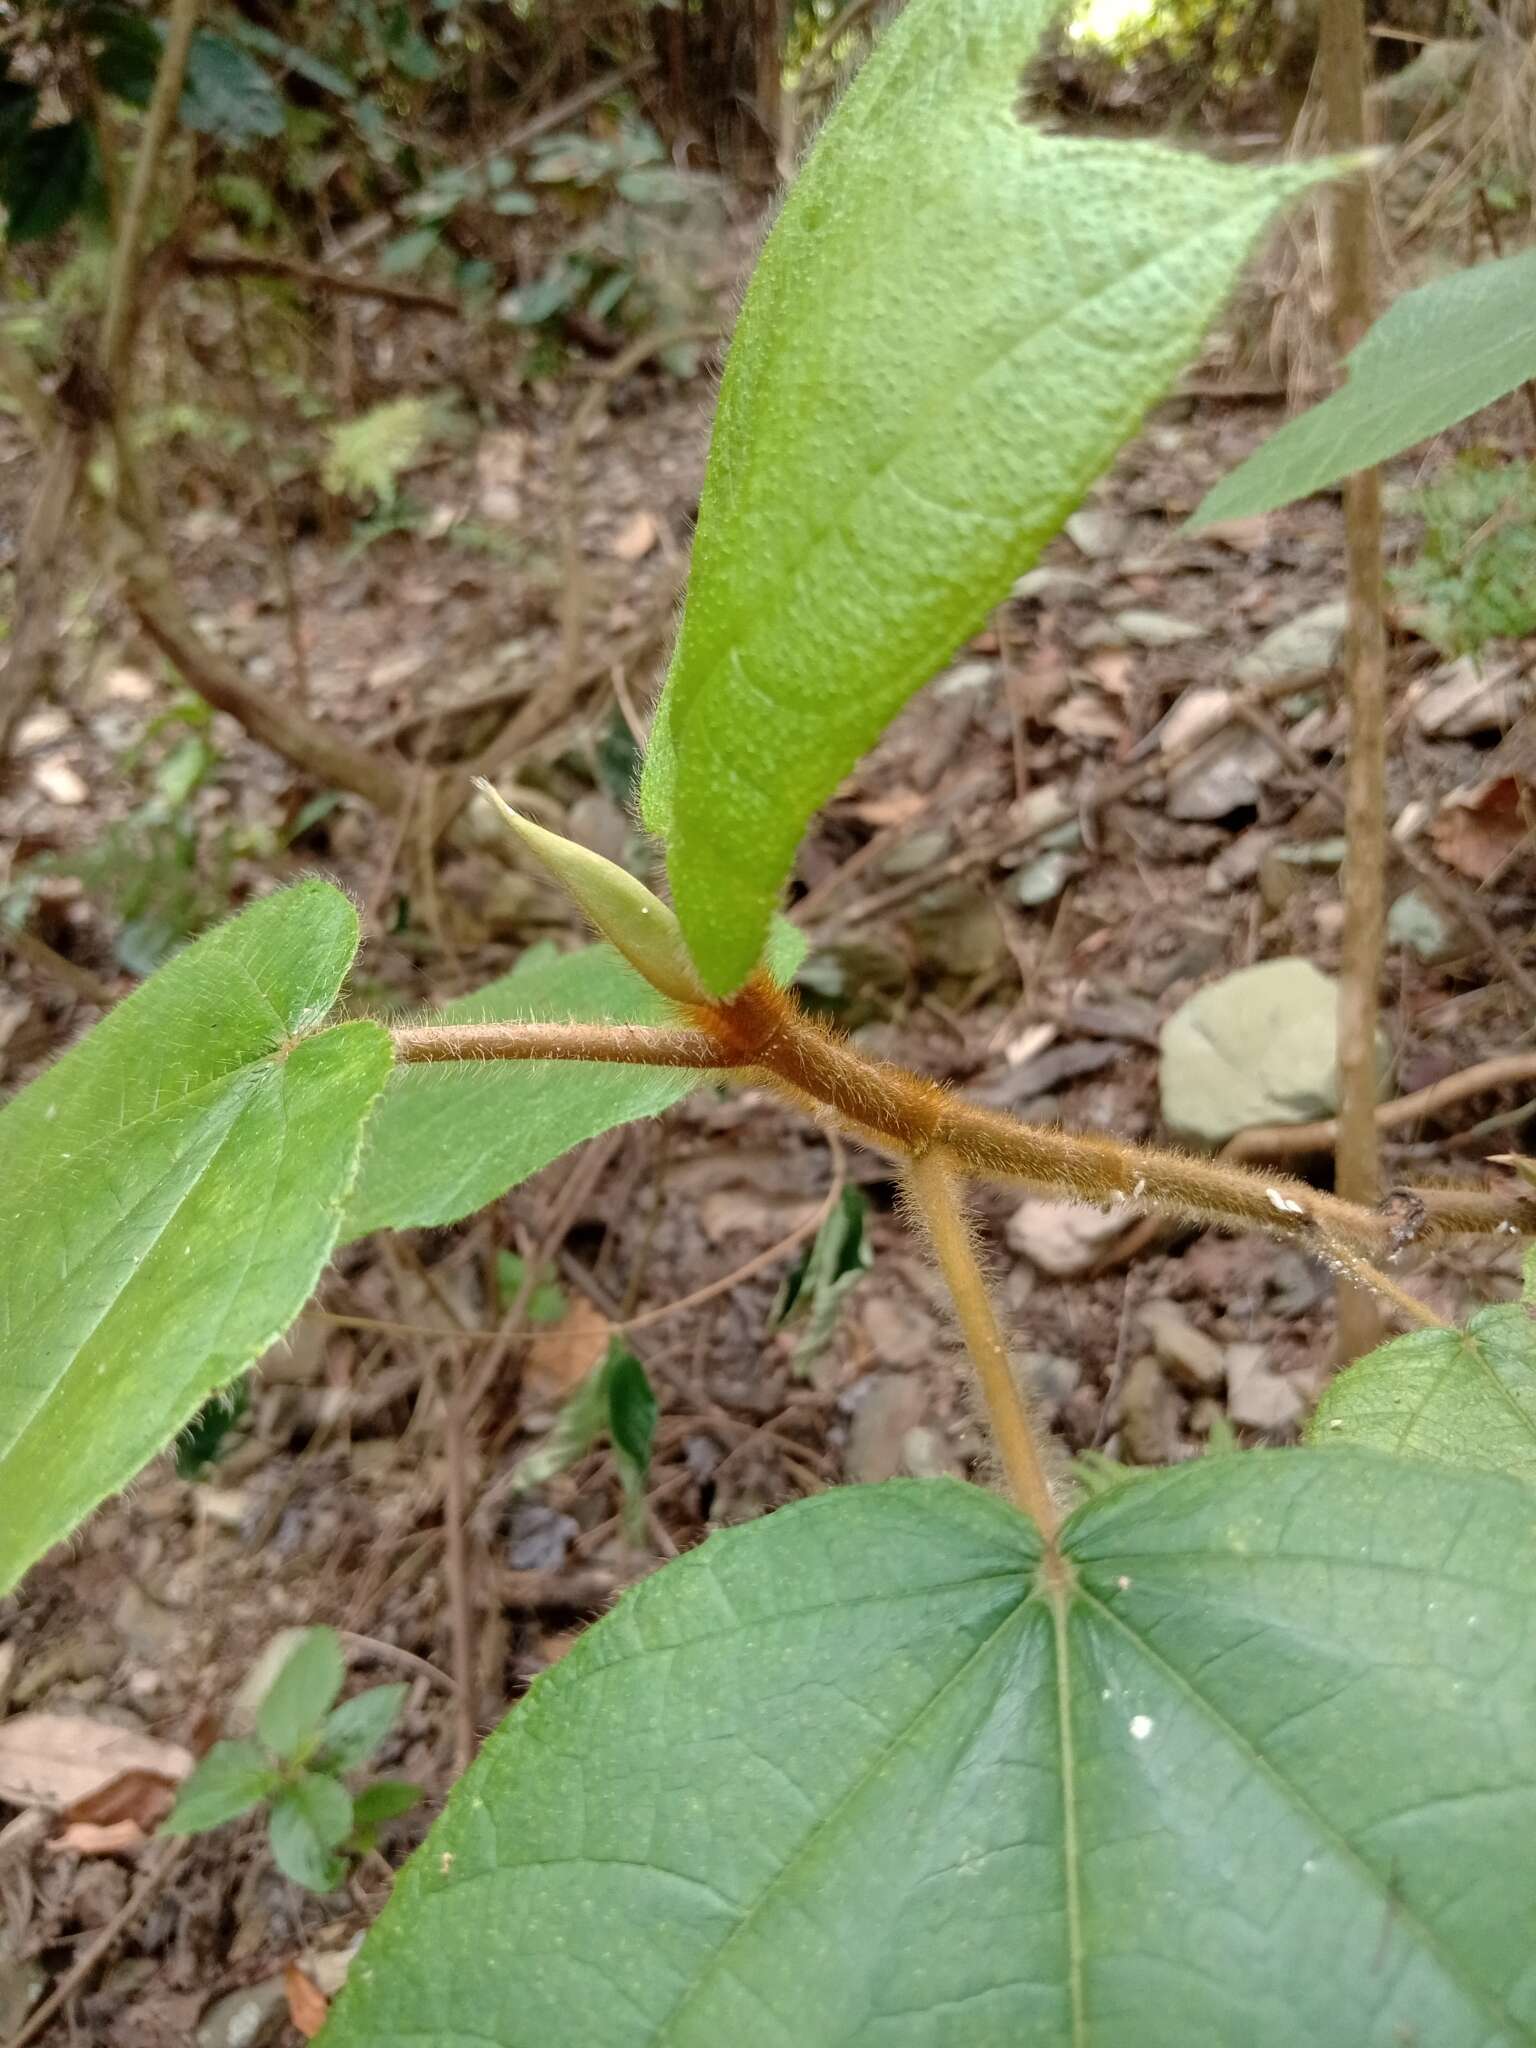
163 1625 422 1891
6 3 1536 2041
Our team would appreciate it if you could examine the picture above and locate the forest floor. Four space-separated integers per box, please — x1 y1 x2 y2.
2 214 1534 2044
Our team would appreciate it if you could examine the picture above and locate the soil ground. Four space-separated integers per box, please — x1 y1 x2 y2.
2 181 1534 2045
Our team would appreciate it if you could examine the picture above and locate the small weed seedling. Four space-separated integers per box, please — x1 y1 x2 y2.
7 3 1536 2042
163 1627 421 1893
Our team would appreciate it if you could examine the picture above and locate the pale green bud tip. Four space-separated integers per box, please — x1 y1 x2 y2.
474 779 707 1006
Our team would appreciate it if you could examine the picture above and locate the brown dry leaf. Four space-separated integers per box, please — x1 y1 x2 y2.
1007 644 1069 721
610 510 659 562
1490 1154 1536 1190
101 663 155 703
848 789 927 828
64 1766 180 1834
285 1963 330 2040
1086 649 1134 699
32 758 89 805
1430 776 1533 883
524 1298 611 1402
1050 690 1123 743
1200 513 1270 553
475 428 526 523
0 1715 192 1812
50 1818 149 1857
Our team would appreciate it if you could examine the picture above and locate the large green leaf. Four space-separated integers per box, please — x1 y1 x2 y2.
322 1453 1536 2047
341 943 700 1238
1311 1301 1536 1482
343 916 805 1239
1193 246 1536 528
0 884 389 1592
638 0 1327 992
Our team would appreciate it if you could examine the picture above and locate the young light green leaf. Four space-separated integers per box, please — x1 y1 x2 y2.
476 783 706 1005
323 1452 1536 2047
1310 1301 1536 1481
318 1684 407 1774
1193 246 1536 528
495 1252 566 1325
258 1628 345 1758
639 0 1330 991
161 1740 278 1835
349 1779 423 1852
0 883 390 1596
269 1772 353 1893
342 943 699 1238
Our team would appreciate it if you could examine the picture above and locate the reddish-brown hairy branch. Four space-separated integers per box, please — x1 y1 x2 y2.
390 1021 732 1068
390 977 1531 1279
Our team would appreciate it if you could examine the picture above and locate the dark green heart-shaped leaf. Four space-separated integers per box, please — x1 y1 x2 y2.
639 0 1329 990
322 1453 1536 2046
1311 1299 1536 1481
0 883 389 1592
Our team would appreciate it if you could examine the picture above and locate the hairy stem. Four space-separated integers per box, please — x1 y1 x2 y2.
389 1021 733 1068
905 1151 1060 1540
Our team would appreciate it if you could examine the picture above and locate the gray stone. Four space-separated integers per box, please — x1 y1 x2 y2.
1226 1343 1305 1432
1160 686 1278 821
1120 1355 1183 1466
1113 608 1207 648
880 826 952 879
1013 566 1098 603
1006 1198 1132 1276
1159 957 1388 1146
1066 507 1129 560
1414 656 1531 738
1387 888 1458 963
1021 1351 1080 1410
505 1502 579 1572
935 658 997 697
900 1425 963 1480
196 1980 290 2048
1014 849 1075 906
1235 600 1347 686
1167 730 1278 820
846 1373 929 1484
1137 1301 1226 1392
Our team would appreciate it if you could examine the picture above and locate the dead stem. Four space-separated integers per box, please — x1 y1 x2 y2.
904 1150 1062 1543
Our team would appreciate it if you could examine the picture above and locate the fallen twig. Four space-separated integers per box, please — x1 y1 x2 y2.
1225 1052 1536 1162
6 1840 188 2048
186 246 459 317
